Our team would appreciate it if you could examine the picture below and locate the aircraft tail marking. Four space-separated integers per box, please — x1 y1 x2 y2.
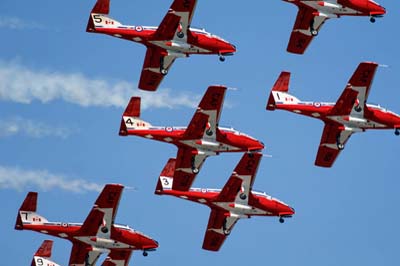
266 71 300 110
15 192 48 230
119 97 152 136
155 158 176 194
87 0 123 32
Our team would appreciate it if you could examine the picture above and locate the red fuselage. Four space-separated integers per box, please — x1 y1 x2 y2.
285 0 386 17
275 102 400 131
161 188 295 218
123 126 264 154
90 25 236 56
18 223 158 251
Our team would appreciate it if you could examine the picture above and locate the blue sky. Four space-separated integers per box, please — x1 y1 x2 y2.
1 0 399 265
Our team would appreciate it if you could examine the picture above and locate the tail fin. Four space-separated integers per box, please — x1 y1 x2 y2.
15 192 48 230
155 158 176 195
119 97 152 136
31 240 60 266
266 71 300 110
86 0 122 32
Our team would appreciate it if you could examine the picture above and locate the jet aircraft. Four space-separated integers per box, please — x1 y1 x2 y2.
86 0 236 91
119 85 264 191
16 184 158 265
31 240 60 266
155 152 295 251
266 62 400 167
283 0 386 54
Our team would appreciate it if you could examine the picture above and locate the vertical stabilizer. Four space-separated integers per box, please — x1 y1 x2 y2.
266 71 300 110
119 97 152 136
15 192 48 230
155 158 176 194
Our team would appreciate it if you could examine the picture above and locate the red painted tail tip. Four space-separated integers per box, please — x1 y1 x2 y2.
123 97 141 117
90 0 110 14
34 240 53 257
272 71 290 92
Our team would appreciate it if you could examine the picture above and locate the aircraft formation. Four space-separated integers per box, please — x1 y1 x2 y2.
14 0 399 265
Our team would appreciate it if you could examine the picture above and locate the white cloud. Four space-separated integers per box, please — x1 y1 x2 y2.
0 166 102 193
0 116 75 138
0 16 44 30
0 60 199 109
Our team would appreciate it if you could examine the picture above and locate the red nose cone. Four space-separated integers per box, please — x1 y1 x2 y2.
277 202 295 217
369 1 386 15
142 236 159 249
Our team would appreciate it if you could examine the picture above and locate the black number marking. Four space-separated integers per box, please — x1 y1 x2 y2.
36 258 43 266
93 14 102 24
162 178 169 186
125 118 133 126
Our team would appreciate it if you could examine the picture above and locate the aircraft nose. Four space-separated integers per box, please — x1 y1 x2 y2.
369 1 386 14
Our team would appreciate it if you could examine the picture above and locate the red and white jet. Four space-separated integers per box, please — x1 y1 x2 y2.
155 152 295 251
16 184 158 266
119 85 264 191
283 0 386 54
86 0 236 91
31 240 60 266
266 62 400 167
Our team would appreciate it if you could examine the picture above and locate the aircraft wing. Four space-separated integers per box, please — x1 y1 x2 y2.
346 62 379 116
217 152 262 203
202 209 239 251
69 242 103 266
154 0 197 41
79 184 123 239
138 47 177 91
182 86 227 141
329 84 359 116
287 7 328 54
102 250 133 266
172 148 208 191
315 123 353 167
79 208 105 236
